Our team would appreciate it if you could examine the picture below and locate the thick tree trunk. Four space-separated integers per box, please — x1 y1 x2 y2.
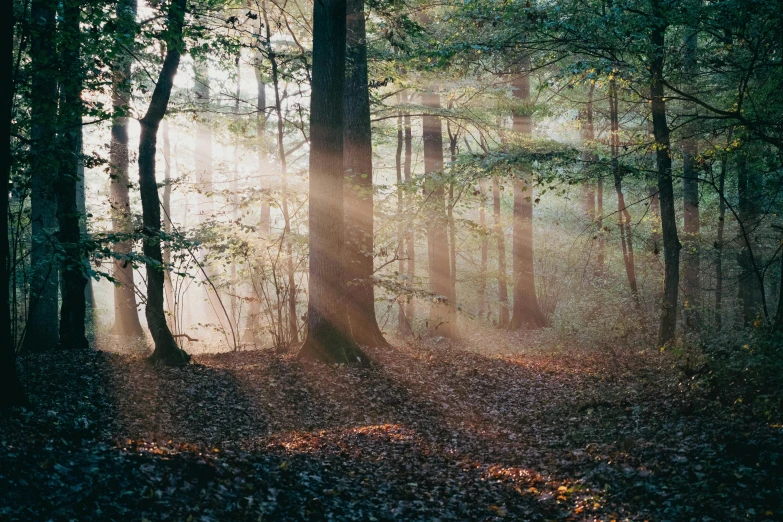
55 0 89 350
343 0 388 347
23 0 59 352
0 0 26 406
509 61 546 330
682 30 701 326
650 5 681 345
298 0 368 364
422 92 456 337
139 0 189 365
609 80 639 307
492 178 509 326
109 0 144 337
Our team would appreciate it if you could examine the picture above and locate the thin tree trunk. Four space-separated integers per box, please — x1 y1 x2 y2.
343 0 388 347
478 180 488 320
492 177 509 326
162 119 176 332
446 120 458 325
264 5 298 345
55 0 89 349
23 0 59 352
715 130 731 330
244 16 268 342
609 80 640 307
682 29 700 326
403 95 415 328
395 105 412 335
736 149 764 325
581 84 598 275
422 92 455 337
597 176 605 275
298 0 368 364
509 59 546 330
109 0 144 337
0 0 25 406
139 0 189 365
650 3 681 345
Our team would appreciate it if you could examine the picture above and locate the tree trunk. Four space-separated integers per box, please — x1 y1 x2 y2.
264 5 299 345
446 120 459 325
162 119 176 332
0 0 26 406
298 0 368 364
139 0 189 365
244 29 268 343
109 0 144 337
609 80 640 307
715 130 731 330
650 3 681 345
422 92 456 337
396 105 412 335
403 96 415 329
23 0 59 353
492 177 509 326
509 60 546 330
581 84 599 275
682 29 701 326
343 0 388 347
55 0 89 350
478 180 488 320
736 150 764 325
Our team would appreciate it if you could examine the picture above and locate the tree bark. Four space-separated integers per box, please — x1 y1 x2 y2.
403 95 415 328
422 92 456 337
298 0 368 364
492 177 509 326
714 130 731 330
109 0 144 337
478 180 488 319
736 150 764 325
650 3 681 345
139 0 189 365
264 5 299 345
55 0 89 350
509 60 546 330
609 79 639 307
0 0 26 406
162 119 176 332
395 105 412 335
343 0 388 347
682 29 701 326
23 0 59 353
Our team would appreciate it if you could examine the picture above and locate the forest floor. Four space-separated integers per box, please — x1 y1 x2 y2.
1 332 782 521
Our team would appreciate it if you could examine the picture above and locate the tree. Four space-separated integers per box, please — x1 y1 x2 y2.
509 60 546 330
681 29 700 326
0 0 25 407
138 0 190 366
23 0 59 352
298 0 368 364
343 0 388 347
109 0 144 337
422 91 456 337
55 0 90 349
650 0 680 346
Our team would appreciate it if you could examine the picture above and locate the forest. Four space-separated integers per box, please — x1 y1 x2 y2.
1 0 782 519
